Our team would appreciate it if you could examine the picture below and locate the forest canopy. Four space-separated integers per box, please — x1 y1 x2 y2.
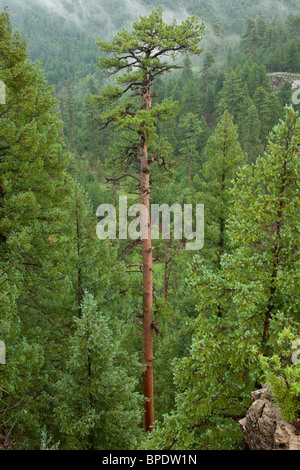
0 0 299 451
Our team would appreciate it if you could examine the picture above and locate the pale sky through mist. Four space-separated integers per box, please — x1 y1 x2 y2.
11 0 191 31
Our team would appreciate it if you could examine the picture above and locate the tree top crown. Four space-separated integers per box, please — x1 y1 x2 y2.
97 7 205 77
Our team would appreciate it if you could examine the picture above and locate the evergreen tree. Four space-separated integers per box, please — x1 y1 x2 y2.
217 69 246 123
54 292 143 450
241 19 260 55
96 7 205 432
144 107 300 450
178 112 203 183
253 86 280 148
202 51 216 87
277 81 293 109
65 85 77 159
196 110 246 269
0 9 72 442
239 98 261 162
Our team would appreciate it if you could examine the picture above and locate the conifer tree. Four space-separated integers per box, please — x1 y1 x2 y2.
54 292 143 450
196 110 246 269
178 112 203 183
239 98 261 162
226 106 300 347
241 19 260 55
180 57 201 117
277 81 293 109
217 69 246 123
144 107 300 450
0 9 72 442
65 85 77 159
253 86 280 147
96 7 205 432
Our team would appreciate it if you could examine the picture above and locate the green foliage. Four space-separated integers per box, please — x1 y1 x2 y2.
260 329 300 421
241 14 300 73
0 8 72 443
144 107 300 450
96 7 205 154
178 112 203 182
1 2 300 452
196 110 246 268
54 292 144 450
40 427 60 450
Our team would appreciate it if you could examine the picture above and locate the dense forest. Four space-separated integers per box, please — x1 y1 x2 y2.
0 0 299 451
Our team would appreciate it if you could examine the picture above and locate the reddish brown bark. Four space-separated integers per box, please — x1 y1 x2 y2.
140 78 154 432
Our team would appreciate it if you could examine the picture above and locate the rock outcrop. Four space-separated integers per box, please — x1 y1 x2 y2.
268 72 300 93
239 385 300 450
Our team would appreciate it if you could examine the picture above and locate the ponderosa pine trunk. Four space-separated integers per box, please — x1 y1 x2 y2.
140 78 154 432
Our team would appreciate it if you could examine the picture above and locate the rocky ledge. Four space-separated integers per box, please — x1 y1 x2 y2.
239 385 300 450
268 72 300 93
